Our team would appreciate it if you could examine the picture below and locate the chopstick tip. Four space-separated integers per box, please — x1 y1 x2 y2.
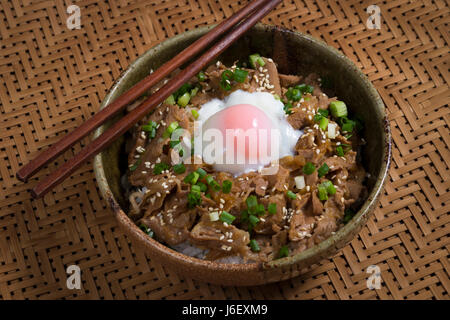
16 170 28 183
30 188 41 199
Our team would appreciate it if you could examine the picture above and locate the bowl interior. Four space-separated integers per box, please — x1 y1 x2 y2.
94 24 389 273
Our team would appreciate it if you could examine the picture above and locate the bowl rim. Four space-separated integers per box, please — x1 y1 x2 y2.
93 23 391 273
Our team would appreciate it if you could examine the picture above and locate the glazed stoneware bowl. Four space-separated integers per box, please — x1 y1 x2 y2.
93 24 391 286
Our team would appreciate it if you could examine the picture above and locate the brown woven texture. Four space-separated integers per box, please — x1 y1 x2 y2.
0 0 448 300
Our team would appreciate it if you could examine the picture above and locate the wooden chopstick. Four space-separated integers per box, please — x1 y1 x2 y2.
30 0 282 198
16 0 272 183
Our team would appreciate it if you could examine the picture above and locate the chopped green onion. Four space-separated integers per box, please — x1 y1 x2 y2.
249 239 260 252
190 87 199 97
303 162 316 175
233 68 248 83
174 83 192 100
191 184 201 193
278 245 289 258
304 85 314 94
273 94 281 100
317 185 328 201
197 182 207 193
142 121 157 134
283 101 293 115
129 160 141 171
149 128 156 139
220 211 236 224
327 183 337 195
222 70 234 80
196 168 207 179
246 195 258 211
336 146 345 157
319 117 329 131
318 109 329 117
286 190 297 200
268 203 277 215
257 57 265 67
210 180 221 191
286 87 302 101
249 53 265 68
139 224 154 238
142 124 154 132
222 180 232 194
205 175 214 185
191 109 199 119
220 70 234 91
295 83 314 94
168 121 179 132
187 191 202 208
169 139 180 148
314 114 323 122
256 204 265 216
319 180 336 195
329 101 348 118
163 121 179 138
342 121 354 132
318 163 329 177
173 163 186 174
248 214 260 226
197 71 206 82
184 171 200 184
153 162 170 175
177 92 191 107
164 94 176 105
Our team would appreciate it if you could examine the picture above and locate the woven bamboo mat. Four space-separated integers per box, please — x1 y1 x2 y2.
0 0 448 300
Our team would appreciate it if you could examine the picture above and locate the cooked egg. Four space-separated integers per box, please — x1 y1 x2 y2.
194 90 302 176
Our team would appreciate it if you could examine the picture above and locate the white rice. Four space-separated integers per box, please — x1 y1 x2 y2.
172 241 246 264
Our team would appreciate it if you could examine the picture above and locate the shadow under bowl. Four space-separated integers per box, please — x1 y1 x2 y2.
93 24 391 286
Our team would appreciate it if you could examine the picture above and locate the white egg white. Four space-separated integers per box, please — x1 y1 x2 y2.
194 90 303 176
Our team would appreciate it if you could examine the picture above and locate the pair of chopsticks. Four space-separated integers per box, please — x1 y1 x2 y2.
17 0 282 198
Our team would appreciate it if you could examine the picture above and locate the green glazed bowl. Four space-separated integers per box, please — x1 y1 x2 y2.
93 24 391 286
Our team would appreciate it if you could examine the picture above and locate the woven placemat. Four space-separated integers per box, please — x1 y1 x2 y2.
0 0 449 300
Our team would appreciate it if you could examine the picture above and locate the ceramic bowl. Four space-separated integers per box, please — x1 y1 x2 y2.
93 24 391 286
